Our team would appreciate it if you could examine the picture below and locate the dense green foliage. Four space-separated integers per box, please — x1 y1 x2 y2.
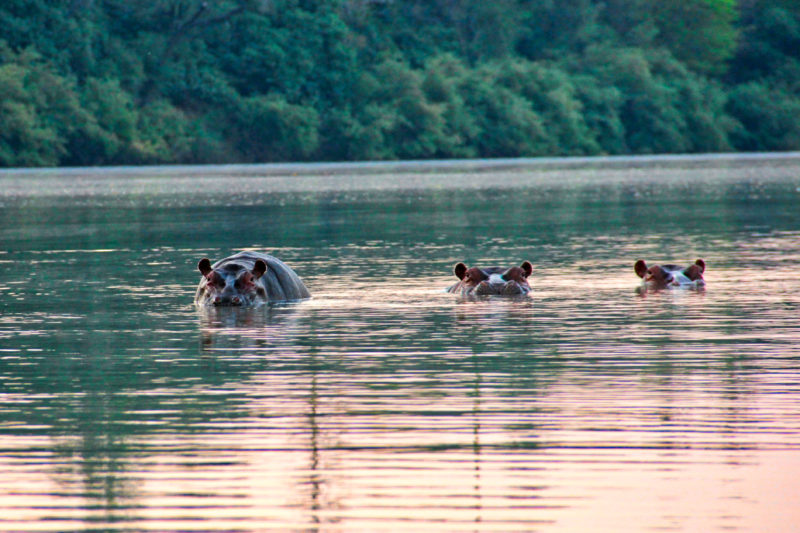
1 0 799 166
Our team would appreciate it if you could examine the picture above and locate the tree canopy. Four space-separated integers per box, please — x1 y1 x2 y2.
1 0 798 167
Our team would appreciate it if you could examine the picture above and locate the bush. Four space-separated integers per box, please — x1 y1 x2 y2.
0 44 84 166
64 77 138 166
232 94 320 162
727 82 800 151
493 59 600 155
573 46 736 154
461 64 549 157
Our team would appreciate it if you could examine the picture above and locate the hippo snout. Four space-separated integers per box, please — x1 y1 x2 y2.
501 281 527 295
213 294 242 306
474 274 509 295
474 279 528 296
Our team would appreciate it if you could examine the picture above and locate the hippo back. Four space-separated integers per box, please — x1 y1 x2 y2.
220 251 310 300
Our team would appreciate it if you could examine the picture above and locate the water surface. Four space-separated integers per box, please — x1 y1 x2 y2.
2 154 800 531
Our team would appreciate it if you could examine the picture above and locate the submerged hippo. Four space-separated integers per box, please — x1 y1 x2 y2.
195 251 310 306
447 261 533 296
634 259 706 290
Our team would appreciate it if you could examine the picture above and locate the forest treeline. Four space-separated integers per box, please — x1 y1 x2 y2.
1 0 799 167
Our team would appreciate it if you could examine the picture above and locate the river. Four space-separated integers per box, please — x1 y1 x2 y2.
1 153 800 531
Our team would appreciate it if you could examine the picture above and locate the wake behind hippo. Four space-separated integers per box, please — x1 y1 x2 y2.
195 251 310 306
447 261 533 296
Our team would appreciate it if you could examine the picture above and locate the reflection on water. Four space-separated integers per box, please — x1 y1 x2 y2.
1 154 800 531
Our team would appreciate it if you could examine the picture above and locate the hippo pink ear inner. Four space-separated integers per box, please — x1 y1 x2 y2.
454 262 468 280
198 258 212 277
634 260 648 279
683 265 702 281
252 260 267 279
520 261 533 278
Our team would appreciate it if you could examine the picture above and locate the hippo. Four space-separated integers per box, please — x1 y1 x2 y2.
634 259 706 290
195 251 310 306
447 261 533 296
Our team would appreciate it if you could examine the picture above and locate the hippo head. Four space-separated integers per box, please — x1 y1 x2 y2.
196 257 268 306
634 259 705 289
450 261 533 296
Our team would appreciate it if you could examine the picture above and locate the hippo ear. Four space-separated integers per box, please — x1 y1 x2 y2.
252 259 267 279
454 262 468 280
694 259 705 273
198 258 212 277
634 260 648 279
520 261 533 278
683 264 703 281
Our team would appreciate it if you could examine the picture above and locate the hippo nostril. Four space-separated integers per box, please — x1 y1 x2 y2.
475 280 496 296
